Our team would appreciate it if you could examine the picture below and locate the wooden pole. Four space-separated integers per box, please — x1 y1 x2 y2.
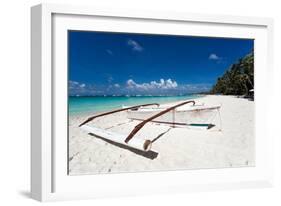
79 103 159 127
124 100 195 143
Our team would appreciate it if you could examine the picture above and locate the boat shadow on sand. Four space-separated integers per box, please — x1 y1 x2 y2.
89 133 159 160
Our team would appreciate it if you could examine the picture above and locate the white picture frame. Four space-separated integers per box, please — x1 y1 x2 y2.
31 3 274 202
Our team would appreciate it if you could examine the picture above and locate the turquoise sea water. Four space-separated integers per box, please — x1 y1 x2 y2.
69 95 200 115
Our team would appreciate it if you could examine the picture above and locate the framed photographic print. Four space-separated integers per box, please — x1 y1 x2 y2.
31 3 274 201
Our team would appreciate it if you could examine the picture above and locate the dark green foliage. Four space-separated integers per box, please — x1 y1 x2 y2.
210 51 254 95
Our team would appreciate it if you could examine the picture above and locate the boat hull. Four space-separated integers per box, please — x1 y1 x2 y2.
127 106 220 127
81 125 152 151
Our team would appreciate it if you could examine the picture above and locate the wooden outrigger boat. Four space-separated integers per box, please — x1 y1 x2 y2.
125 103 221 129
79 100 221 152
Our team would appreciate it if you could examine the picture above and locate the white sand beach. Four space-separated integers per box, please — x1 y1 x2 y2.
68 95 255 175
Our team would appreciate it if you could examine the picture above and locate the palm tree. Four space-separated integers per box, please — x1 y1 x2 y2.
210 51 254 95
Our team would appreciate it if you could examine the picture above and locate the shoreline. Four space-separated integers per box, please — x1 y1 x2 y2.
68 95 255 175
68 94 204 116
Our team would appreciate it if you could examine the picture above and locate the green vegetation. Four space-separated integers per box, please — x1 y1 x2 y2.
210 51 254 95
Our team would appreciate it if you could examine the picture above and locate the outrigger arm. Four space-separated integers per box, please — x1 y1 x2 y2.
124 100 195 143
79 103 160 127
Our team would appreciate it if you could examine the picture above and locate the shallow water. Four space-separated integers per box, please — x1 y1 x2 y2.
69 95 200 115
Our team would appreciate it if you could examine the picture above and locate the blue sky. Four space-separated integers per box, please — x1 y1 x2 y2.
68 31 253 96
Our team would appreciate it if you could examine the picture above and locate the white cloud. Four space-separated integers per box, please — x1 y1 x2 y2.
209 53 220 60
69 80 89 95
69 79 211 96
126 78 178 90
69 80 86 89
107 76 113 83
106 49 113 55
127 39 143 52
126 79 137 88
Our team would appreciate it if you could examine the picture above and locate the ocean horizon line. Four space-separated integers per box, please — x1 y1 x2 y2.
69 93 208 98
68 94 203 115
